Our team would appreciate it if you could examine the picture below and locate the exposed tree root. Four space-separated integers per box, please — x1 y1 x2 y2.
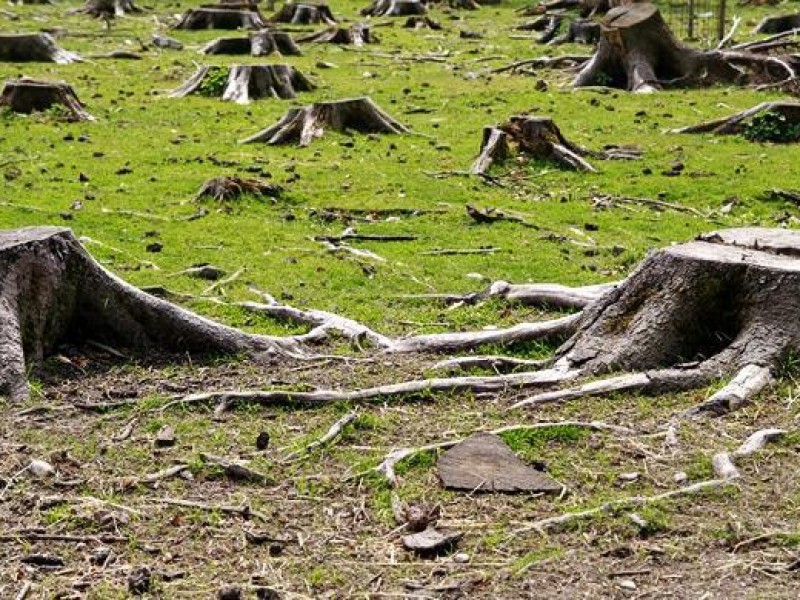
161 368 580 413
575 2 800 93
511 372 650 409
283 410 359 461
431 355 549 374
271 2 337 25
0 33 81 64
0 79 94 122
171 65 315 103
682 364 773 417
673 102 800 137
240 97 407 146
296 23 377 46
201 30 302 57
489 54 590 75
370 421 633 486
174 7 267 30
403 279 617 309
153 497 268 522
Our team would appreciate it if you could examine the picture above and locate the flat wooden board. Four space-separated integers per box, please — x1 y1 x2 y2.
437 432 562 493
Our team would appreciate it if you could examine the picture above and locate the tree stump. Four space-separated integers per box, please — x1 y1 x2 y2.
201 30 301 56
170 65 314 103
674 101 800 141
296 24 377 46
361 0 427 17
174 7 267 30
77 0 142 17
574 2 799 92
0 79 94 121
403 15 441 29
472 116 597 174
551 18 601 44
270 3 337 25
0 227 299 401
754 13 800 35
241 97 407 146
552 228 800 392
0 33 82 64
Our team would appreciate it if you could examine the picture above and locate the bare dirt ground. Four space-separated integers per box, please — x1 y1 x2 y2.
2 344 800 598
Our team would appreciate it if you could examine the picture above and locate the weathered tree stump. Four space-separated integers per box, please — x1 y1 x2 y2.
241 97 407 146
0 79 94 121
0 227 300 401
0 33 81 63
195 176 282 202
77 0 142 17
201 30 301 56
550 228 800 396
361 0 427 17
271 3 337 25
674 101 800 140
472 116 597 173
296 23 376 46
754 13 800 35
174 7 267 30
574 2 799 92
551 17 601 44
170 64 314 103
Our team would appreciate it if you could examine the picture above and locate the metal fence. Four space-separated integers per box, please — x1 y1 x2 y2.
659 0 727 44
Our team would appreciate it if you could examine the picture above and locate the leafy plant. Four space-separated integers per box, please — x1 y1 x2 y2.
197 67 229 97
743 112 800 143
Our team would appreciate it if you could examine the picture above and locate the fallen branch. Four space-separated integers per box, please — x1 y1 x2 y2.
0 531 127 544
488 54 590 74
592 194 706 217
283 410 359 461
153 497 268 522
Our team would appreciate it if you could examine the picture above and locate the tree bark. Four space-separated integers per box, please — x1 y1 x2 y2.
361 0 427 17
271 3 337 25
574 2 797 93
170 65 314 103
0 33 82 64
554 228 800 390
0 227 302 401
241 97 407 146
174 7 267 30
296 24 376 46
201 30 302 56
79 0 142 17
0 79 94 121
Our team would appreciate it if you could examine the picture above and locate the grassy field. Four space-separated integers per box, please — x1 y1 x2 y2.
2 0 800 597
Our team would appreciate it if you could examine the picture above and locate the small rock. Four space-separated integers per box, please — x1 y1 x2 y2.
617 472 639 483
152 34 183 50
128 566 152 595
628 512 648 528
89 546 112 566
145 242 163 253
21 554 65 567
315 61 336 69
618 579 637 590
453 552 470 563
28 459 55 479
402 526 462 555
255 588 282 600
256 431 270 451
78 172 89 182
674 471 688 484
154 426 176 448
217 585 243 600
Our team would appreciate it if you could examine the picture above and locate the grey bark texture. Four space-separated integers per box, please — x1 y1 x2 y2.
170 65 314 103
271 3 337 24
201 30 301 56
174 7 267 30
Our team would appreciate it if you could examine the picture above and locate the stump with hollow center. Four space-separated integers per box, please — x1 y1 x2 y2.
296 24 376 46
554 228 800 392
241 97 407 146
0 79 94 121
170 65 314 103
201 30 301 56
362 0 427 17
0 227 299 401
271 3 337 25
174 7 267 29
0 33 82 63
574 2 799 92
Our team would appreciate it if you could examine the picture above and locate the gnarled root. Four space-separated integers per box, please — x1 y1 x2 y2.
296 24 376 46
674 102 800 136
240 97 407 146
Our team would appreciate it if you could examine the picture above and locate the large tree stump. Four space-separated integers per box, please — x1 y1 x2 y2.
270 3 337 25
77 0 142 17
472 116 597 173
0 33 82 63
574 2 799 92
0 227 300 401
201 30 301 56
673 101 800 141
174 7 267 30
296 24 377 46
361 0 427 17
553 228 800 392
0 79 94 121
241 97 407 146
170 65 314 103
